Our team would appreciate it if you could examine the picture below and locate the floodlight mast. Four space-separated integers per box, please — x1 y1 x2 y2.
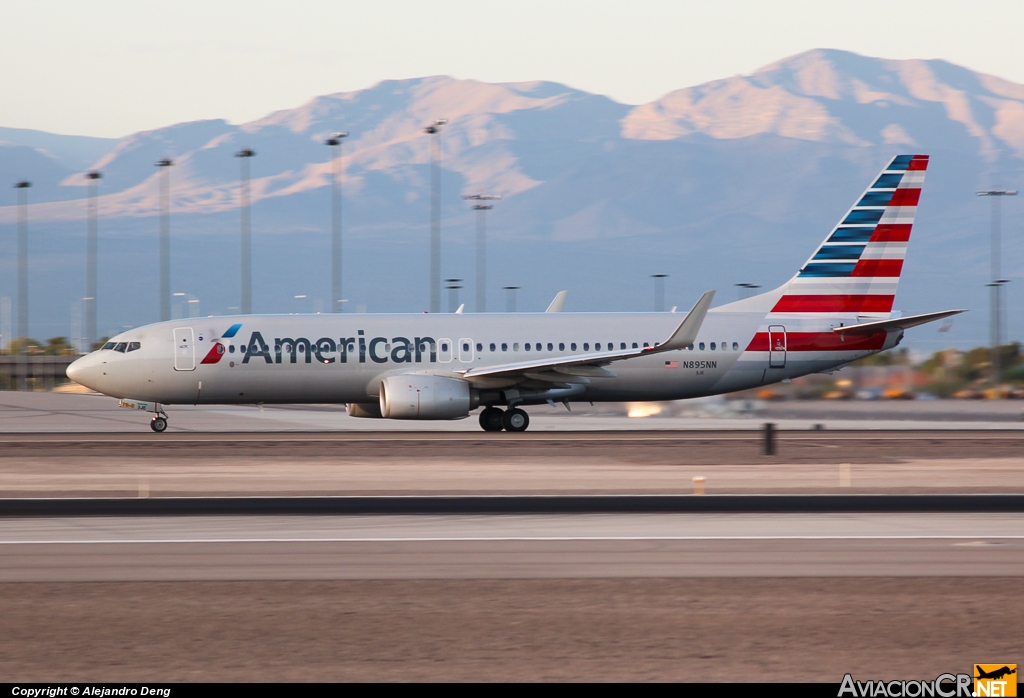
503 285 520 313
235 149 256 315
156 158 174 322
86 171 101 349
424 119 447 312
650 274 668 312
325 132 349 313
463 194 501 312
977 188 1018 384
14 181 31 343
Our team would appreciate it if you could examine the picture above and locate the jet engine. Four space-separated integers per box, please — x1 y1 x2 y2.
379 374 472 419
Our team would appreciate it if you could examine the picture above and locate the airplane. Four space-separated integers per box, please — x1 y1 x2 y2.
67 154 962 433
975 666 1017 681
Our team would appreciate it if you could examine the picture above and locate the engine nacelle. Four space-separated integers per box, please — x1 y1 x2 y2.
379 374 471 419
347 402 383 418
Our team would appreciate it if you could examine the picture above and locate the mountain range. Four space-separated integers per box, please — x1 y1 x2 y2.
2 48 1023 350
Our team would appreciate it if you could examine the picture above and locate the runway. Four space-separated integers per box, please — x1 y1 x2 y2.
5 391 1024 433
2 512 1022 580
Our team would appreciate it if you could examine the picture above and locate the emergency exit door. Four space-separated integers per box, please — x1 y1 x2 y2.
174 327 196 371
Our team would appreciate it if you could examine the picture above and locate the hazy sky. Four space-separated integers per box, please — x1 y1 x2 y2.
4 0 1024 138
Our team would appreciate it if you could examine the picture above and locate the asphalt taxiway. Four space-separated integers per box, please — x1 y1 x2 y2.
1 512 1021 581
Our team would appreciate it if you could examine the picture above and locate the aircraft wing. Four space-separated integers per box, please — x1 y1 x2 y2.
460 290 715 381
832 309 965 336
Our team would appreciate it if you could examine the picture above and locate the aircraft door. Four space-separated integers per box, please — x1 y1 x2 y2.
768 325 786 368
458 338 474 363
174 327 196 371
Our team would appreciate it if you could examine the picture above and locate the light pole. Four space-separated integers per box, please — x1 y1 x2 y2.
14 181 30 343
463 194 500 312
651 274 667 312
156 158 174 322
85 171 101 349
445 278 463 313
424 119 447 313
235 148 255 314
735 282 760 300
503 286 520 313
977 188 1018 384
325 132 348 313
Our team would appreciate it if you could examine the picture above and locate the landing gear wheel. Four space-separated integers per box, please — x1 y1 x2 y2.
502 407 529 432
150 416 168 433
479 407 505 432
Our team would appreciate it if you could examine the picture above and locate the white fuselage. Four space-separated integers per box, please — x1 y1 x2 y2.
66 307 899 407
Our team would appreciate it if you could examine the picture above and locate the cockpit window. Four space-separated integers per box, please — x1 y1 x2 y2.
127 342 141 352
113 342 127 353
102 342 116 350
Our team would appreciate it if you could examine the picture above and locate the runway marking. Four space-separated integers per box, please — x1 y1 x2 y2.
2 535 1023 544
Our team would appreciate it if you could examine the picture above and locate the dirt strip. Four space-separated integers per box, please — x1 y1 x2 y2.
1 578 1018 682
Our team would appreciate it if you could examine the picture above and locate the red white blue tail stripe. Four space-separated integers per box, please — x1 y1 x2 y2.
772 154 927 315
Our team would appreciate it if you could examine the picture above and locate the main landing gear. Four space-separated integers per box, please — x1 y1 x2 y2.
478 406 530 433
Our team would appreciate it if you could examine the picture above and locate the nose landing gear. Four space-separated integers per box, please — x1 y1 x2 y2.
478 406 530 432
150 406 169 433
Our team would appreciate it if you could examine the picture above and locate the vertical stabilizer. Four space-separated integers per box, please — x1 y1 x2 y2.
772 154 928 317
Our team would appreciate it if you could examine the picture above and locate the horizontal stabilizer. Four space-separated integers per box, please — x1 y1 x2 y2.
832 309 965 336
546 291 568 313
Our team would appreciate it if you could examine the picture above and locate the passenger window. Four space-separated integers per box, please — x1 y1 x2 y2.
559 343 565 351
643 342 649 348
583 343 590 351
547 343 553 351
595 343 601 351
113 342 127 353
632 342 638 349
571 343 577 351
476 343 482 352
732 342 739 350
535 343 541 351
127 342 141 352
699 342 705 350
688 344 694 350
620 343 626 350
102 342 116 350
489 343 495 351
229 345 235 353
441 342 449 352
525 343 531 351
502 343 507 351
710 342 716 350
241 346 247 353
463 342 470 352
513 343 519 351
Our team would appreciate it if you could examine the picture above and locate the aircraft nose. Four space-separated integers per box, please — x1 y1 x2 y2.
66 354 102 392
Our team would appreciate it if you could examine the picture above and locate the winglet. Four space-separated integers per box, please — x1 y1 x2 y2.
455 304 465 314
546 291 568 313
647 290 715 353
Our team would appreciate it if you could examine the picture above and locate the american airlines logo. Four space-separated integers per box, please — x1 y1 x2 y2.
202 327 452 366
